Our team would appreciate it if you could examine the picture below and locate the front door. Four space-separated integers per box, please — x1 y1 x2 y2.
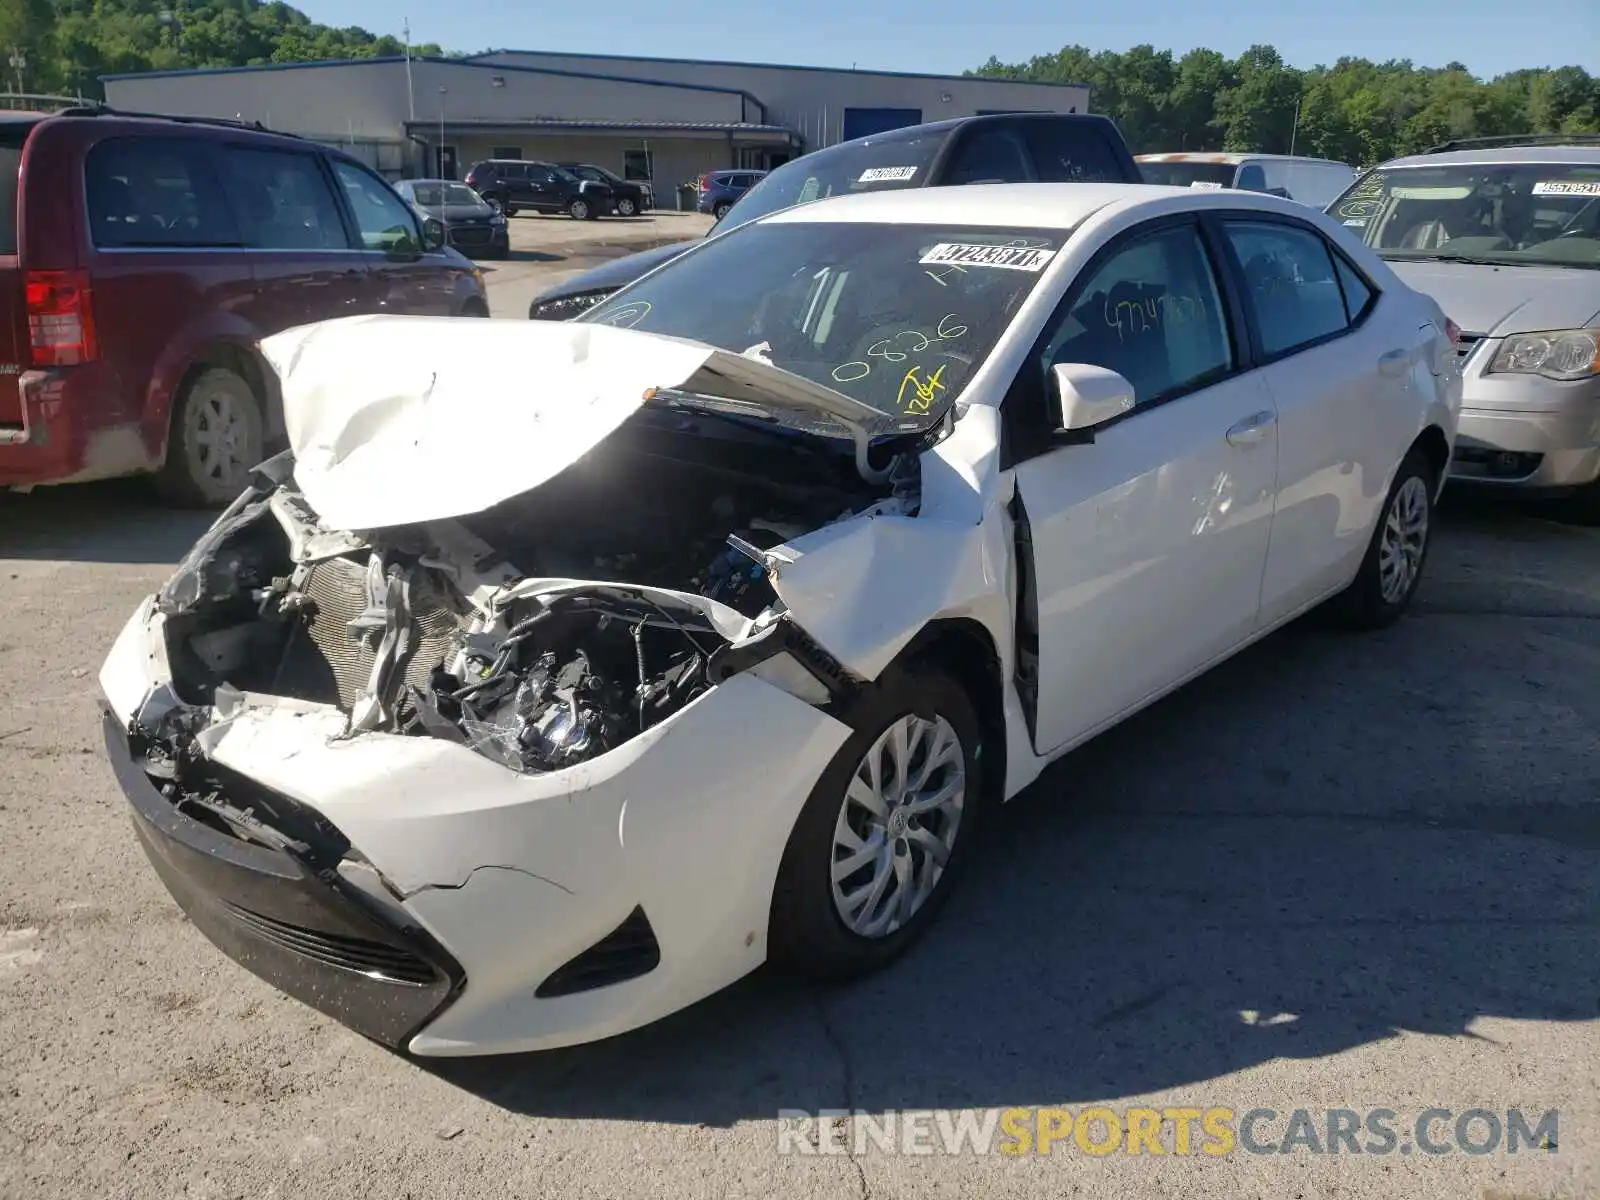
330 158 453 316
1011 219 1279 753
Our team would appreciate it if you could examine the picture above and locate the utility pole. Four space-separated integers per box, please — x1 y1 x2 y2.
7 46 25 97
404 19 415 122
1288 96 1302 156
438 86 447 179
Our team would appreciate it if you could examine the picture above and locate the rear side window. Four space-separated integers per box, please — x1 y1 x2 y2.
86 137 241 249
941 126 1031 186
1223 220 1360 357
0 122 36 255
1020 122 1125 183
216 146 347 250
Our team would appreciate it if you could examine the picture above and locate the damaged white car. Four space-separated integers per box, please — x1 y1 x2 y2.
99 184 1460 1056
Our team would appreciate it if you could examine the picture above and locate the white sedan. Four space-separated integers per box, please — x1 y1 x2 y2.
99 183 1460 1056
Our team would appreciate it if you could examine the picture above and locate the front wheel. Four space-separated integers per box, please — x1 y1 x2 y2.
614 196 638 217
769 665 984 981
1325 448 1436 628
568 197 594 220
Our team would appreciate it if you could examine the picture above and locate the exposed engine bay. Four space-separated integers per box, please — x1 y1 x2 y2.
141 408 918 780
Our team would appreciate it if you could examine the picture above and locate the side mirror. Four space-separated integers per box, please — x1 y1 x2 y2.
1050 363 1136 436
420 217 447 252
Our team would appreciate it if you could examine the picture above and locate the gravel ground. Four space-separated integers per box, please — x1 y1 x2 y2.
0 222 1596 1198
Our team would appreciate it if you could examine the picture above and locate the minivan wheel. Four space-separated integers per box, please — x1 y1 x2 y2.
155 367 264 508
568 197 592 221
614 196 638 217
768 665 984 981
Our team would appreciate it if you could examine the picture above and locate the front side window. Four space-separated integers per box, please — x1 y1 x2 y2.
1330 161 1600 268
580 221 1062 425
331 160 420 253
1020 122 1123 183
87 137 241 249
1223 220 1352 357
1038 223 1233 407
941 127 1031 186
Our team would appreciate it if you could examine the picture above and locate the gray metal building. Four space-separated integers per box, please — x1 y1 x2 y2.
101 52 1090 202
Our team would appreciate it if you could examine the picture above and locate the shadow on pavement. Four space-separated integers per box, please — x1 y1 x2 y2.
0 479 216 564
426 522 1600 1124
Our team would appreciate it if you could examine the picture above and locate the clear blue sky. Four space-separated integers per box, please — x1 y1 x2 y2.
307 0 1598 80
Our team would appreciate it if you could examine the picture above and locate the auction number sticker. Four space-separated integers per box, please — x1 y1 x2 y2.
919 243 1057 271
860 166 918 183
1189 181 1226 190
1532 179 1600 196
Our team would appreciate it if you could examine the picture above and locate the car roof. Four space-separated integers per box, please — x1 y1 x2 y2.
1379 145 1600 169
1137 152 1348 166
758 181 1298 230
399 178 470 186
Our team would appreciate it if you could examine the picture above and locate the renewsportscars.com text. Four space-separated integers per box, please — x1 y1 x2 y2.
776 1106 1560 1158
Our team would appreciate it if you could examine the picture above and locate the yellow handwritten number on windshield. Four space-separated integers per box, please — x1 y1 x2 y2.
898 363 948 414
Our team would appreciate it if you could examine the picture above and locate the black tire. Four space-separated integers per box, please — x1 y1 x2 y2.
614 196 638 218
1325 447 1437 629
713 201 732 220
460 299 489 318
568 197 594 221
502 205 518 218
1558 479 1600 526
769 664 985 981
154 366 264 508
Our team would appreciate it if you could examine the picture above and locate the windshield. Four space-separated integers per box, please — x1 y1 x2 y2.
579 221 1061 425
1331 161 1600 268
1139 161 1237 189
716 127 951 233
412 183 483 207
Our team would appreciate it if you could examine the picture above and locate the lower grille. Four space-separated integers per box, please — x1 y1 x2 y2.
535 907 661 998
297 555 465 713
220 901 437 985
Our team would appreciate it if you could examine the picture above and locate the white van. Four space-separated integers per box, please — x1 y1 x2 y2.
1137 153 1357 210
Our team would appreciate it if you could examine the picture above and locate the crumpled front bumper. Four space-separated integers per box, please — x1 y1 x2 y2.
99 600 852 1056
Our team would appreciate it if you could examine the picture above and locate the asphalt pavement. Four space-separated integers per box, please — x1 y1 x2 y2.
0 218 1596 1200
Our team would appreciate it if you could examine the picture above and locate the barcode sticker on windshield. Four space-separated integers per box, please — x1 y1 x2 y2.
1189 181 1226 190
1532 180 1600 196
919 243 1057 272
860 166 918 183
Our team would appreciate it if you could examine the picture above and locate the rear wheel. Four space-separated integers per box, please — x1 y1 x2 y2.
713 201 732 220
769 665 983 980
155 366 264 507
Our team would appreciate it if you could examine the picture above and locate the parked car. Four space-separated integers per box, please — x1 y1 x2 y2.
0 108 487 506
695 169 766 219
462 159 612 220
101 182 1458 1056
1137 153 1356 209
393 178 510 259
1327 135 1600 511
528 111 1142 319
561 162 651 217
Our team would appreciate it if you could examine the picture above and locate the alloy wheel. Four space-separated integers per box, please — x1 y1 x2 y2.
189 382 250 491
830 713 966 938
1378 475 1430 604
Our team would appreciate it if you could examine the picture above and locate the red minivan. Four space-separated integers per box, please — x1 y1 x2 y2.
0 109 489 505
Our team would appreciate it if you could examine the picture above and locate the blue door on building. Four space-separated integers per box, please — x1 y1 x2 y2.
841 107 923 141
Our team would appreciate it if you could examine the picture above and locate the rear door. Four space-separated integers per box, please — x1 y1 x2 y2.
329 158 454 316
215 141 372 333
0 118 40 429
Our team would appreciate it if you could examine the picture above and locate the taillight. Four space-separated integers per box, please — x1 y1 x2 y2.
696 174 710 191
1445 317 1462 345
26 270 98 366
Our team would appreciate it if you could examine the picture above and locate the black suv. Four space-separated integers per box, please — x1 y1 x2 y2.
561 163 651 217
463 159 613 220
528 112 1140 319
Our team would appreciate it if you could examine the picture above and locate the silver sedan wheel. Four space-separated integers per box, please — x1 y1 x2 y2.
830 713 966 939
1378 475 1430 604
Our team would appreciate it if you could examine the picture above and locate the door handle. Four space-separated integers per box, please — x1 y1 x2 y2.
1378 348 1411 375
1225 410 1276 448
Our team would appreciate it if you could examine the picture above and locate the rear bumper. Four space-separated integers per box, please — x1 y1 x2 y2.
102 711 465 1049
0 366 157 488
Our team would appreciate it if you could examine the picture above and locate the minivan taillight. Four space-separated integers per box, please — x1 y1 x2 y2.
26 270 98 366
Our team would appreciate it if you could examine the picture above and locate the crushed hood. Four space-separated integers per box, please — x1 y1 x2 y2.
259 315 901 531
1385 259 1600 338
